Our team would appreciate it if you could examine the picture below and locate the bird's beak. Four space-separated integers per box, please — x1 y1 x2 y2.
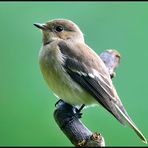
34 23 46 30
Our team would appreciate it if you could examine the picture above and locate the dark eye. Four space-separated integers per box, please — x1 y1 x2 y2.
55 26 64 32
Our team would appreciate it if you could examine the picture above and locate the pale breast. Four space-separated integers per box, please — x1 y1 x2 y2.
39 46 95 105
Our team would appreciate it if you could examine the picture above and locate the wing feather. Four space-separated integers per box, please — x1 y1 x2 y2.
57 41 147 143
60 55 124 125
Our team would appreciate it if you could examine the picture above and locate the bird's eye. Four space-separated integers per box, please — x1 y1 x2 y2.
55 26 64 32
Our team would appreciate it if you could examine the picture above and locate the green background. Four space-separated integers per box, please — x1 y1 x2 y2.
0 2 148 146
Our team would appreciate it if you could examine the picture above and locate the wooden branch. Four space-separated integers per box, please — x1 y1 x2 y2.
53 49 121 147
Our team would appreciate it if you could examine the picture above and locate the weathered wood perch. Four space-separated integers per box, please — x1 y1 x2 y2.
54 49 121 147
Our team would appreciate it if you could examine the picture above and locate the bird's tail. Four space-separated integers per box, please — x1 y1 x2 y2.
114 103 147 144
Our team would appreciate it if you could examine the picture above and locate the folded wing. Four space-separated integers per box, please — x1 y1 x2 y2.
57 41 147 143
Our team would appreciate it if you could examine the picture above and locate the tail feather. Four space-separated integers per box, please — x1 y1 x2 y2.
114 104 147 144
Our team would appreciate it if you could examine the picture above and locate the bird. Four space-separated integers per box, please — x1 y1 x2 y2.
34 18 147 143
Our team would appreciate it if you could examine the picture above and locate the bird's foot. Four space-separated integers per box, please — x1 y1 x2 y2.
74 104 85 119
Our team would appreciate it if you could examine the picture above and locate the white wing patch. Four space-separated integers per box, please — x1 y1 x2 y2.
67 66 117 104
92 69 117 103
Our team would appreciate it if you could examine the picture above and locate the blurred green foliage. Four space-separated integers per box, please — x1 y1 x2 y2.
0 2 148 146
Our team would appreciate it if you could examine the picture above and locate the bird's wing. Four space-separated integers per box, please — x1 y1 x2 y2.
58 41 125 125
57 41 147 143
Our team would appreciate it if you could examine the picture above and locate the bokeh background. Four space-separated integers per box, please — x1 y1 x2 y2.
0 2 148 146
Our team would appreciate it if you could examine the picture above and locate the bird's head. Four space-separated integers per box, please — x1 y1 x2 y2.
34 19 84 45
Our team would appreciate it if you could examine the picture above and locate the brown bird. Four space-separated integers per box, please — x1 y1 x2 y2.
34 19 147 143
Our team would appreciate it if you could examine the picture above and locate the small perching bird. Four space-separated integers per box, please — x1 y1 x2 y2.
34 18 147 144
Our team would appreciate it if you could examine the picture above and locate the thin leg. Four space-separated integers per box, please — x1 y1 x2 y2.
77 104 85 113
75 104 85 118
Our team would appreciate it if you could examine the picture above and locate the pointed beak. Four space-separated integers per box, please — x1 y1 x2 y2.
33 23 46 30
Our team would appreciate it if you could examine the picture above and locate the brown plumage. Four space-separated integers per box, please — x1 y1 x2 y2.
34 19 147 143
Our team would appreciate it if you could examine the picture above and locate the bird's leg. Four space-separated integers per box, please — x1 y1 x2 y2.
75 104 85 118
77 104 85 113
55 100 85 129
